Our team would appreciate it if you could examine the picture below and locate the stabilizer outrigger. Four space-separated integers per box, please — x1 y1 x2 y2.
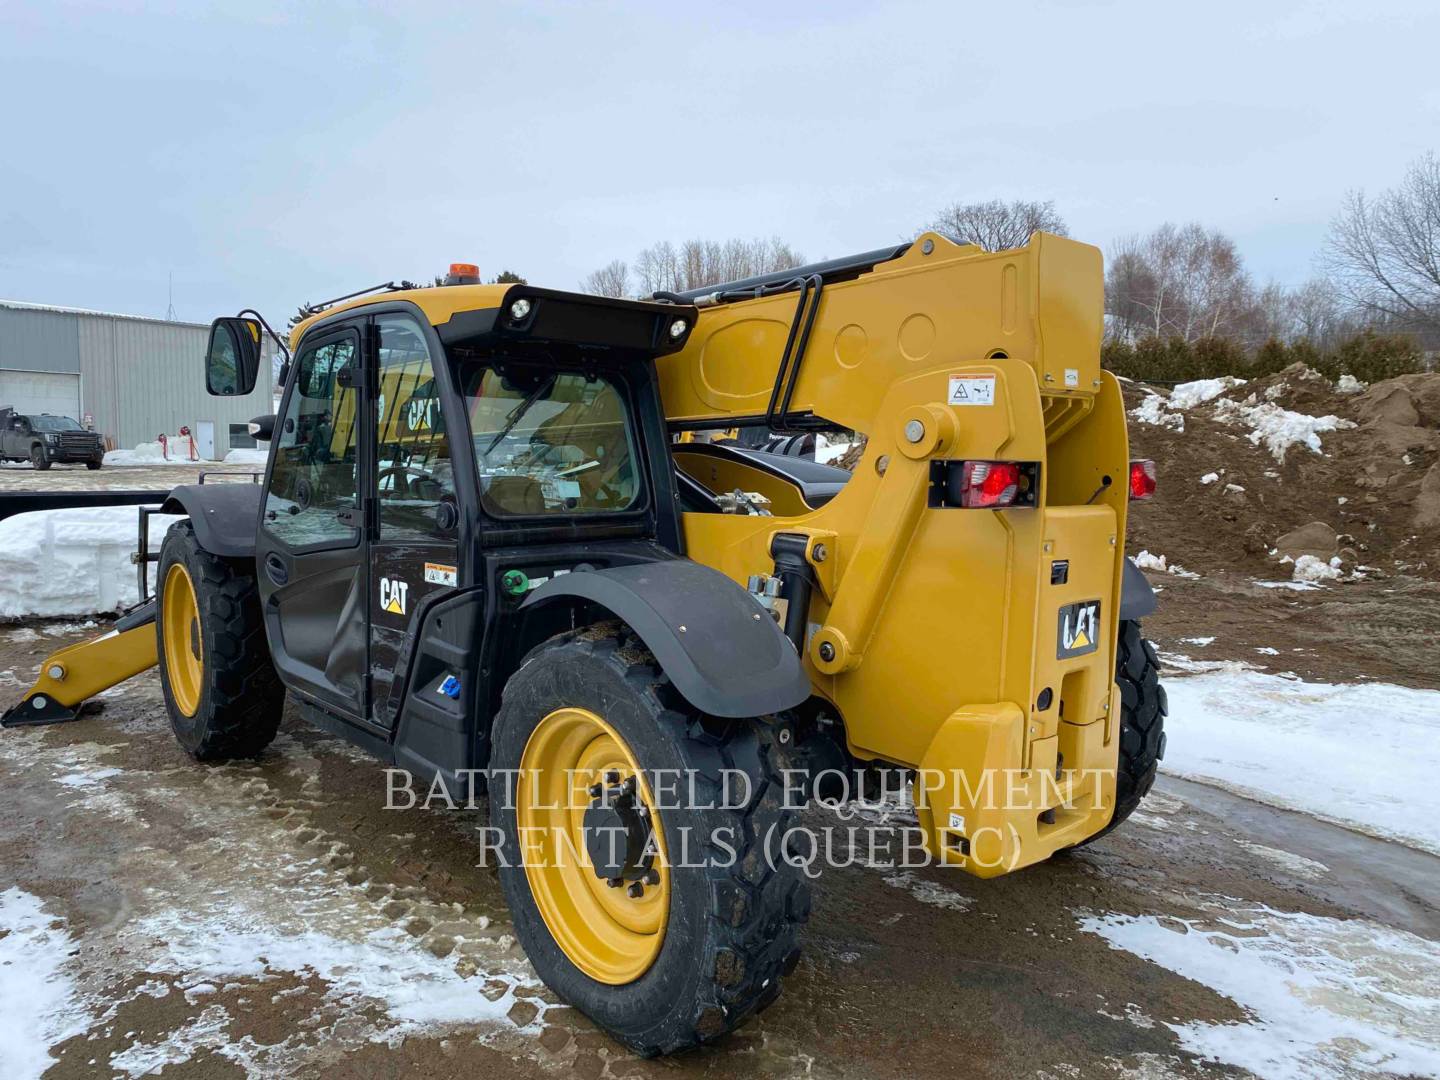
0 490 170 727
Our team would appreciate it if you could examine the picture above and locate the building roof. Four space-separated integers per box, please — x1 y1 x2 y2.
0 297 209 330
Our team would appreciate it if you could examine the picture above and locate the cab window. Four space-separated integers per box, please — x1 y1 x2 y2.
264 335 360 547
462 367 640 516
375 315 456 539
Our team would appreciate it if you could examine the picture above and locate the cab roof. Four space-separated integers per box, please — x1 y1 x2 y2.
288 283 697 359
288 283 512 347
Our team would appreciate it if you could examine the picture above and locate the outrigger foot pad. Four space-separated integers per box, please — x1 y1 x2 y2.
0 599 158 731
2 694 85 727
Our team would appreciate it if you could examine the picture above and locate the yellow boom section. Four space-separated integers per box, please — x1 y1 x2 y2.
662 232 1132 876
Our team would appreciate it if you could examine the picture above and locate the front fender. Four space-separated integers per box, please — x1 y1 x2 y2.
522 559 812 719
160 484 261 558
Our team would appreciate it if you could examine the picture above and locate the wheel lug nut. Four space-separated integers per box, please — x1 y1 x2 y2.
587 783 602 798
604 770 620 785
627 882 644 899
643 868 660 886
606 877 623 889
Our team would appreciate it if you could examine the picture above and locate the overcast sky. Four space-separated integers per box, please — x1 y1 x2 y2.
2 1 1437 325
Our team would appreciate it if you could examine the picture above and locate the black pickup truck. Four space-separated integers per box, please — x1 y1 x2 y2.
0 408 106 470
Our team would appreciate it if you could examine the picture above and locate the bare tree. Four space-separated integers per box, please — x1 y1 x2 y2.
1324 153 1440 339
1104 223 1254 343
927 198 1068 252
622 236 803 296
580 259 630 298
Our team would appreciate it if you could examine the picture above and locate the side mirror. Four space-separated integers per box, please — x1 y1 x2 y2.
247 414 276 442
206 317 263 396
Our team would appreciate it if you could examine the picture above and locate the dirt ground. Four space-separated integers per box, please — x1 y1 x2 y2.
1 592 1437 1079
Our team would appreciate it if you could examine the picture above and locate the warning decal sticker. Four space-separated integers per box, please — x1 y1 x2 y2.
948 375 996 407
424 562 458 587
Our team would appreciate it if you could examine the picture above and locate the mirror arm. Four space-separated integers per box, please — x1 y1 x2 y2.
236 307 292 368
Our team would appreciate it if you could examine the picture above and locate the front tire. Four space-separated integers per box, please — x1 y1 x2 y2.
156 521 284 760
491 624 808 1055
30 444 50 470
86 457 103 470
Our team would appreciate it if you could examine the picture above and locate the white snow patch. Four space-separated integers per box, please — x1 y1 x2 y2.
1291 554 1344 583
1082 902 1440 1080
1256 579 1324 591
1132 550 1199 579
1169 376 1246 410
103 434 207 465
0 507 181 618
1231 839 1329 878
222 447 269 465
1162 665 1440 853
1130 394 1183 432
1223 483 1246 494
0 889 88 1080
1211 396 1356 463
1199 472 1220 485
1180 636 1215 647
814 434 852 465
1336 374 1366 394
881 870 973 911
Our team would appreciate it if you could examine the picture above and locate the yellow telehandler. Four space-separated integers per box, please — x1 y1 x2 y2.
2 234 1164 1054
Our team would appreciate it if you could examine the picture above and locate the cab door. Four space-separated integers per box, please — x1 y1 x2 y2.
367 313 463 726
255 322 371 720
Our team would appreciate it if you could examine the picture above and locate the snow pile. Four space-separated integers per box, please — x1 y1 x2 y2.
1336 373 1366 394
1082 901 1440 1080
104 434 208 466
1168 376 1246 410
1199 472 1220 485
1211 396 1356 463
1132 549 1199 578
0 888 88 1080
222 447 268 465
1290 554 1344 583
1130 393 1184 431
0 507 181 618
1161 665 1440 853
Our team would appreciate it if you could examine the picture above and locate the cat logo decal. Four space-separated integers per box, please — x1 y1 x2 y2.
379 576 409 616
1057 600 1100 659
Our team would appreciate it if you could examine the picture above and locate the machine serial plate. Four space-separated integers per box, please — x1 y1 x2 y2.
1057 600 1101 659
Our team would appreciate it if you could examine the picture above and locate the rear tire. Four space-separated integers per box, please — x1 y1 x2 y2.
30 445 50 470
156 521 285 760
86 458 103 470
491 624 808 1055
1080 619 1167 844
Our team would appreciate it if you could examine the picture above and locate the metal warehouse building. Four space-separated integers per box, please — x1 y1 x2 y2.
0 299 275 458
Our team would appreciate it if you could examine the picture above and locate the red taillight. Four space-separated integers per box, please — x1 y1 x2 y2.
1129 459 1156 500
960 460 1022 508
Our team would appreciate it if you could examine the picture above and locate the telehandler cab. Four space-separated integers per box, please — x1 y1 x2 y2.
3 234 1165 1054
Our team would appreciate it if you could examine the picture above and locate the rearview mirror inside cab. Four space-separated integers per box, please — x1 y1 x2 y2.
206 317 263 396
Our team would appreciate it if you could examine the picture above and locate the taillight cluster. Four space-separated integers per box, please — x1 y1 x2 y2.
958 461 1022 508
1129 459 1157 500
928 460 1039 509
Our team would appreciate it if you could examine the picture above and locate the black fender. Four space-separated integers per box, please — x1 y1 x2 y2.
160 484 261 558
521 559 812 719
1119 556 1158 621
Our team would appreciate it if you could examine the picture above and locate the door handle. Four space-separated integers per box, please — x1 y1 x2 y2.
264 552 290 586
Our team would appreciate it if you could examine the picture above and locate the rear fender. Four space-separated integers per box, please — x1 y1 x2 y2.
521 560 812 719
1118 556 1158 621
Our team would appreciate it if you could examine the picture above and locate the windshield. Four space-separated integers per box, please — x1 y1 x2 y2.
29 415 82 432
459 364 641 516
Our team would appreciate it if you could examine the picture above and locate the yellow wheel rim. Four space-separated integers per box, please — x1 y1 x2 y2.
517 707 670 984
162 563 204 717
